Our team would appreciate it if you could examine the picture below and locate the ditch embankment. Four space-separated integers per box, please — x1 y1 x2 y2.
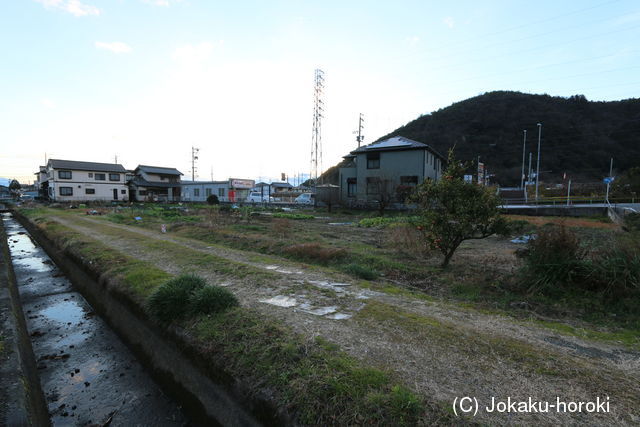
7 211 274 426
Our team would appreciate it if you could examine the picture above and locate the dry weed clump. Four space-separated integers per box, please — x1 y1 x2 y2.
385 224 431 258
282 243 347 264
272 218 291 239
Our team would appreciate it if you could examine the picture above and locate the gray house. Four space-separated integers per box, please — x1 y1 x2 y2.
128 165 183 202
339 136 445 206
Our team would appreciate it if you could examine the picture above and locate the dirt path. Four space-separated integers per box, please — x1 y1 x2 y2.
48 214 639 425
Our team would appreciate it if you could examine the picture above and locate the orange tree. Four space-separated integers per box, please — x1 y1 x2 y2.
410 149 506 267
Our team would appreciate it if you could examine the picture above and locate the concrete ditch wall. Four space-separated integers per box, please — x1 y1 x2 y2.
14 211 285 426
0 217 50 426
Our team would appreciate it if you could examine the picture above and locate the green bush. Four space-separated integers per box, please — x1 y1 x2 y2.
189 285 239 316
342 263 379 280
146 274 206 322
358 216 415 228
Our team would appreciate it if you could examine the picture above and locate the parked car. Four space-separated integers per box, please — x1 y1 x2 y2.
294 193 315 205
246 191 273 203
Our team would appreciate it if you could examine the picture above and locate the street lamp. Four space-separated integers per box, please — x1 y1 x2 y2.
535 123 542 202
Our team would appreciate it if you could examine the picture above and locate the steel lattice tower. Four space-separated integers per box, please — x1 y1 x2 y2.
310 69 324 186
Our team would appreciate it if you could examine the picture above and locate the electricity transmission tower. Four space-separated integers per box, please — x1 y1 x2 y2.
191 146 199 181
310 69 325 186
353 113 365 148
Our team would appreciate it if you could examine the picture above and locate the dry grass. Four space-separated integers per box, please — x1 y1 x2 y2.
504 214 618 229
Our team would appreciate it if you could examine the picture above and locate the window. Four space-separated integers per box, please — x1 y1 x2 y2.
205 188 212 197
95 173 106 180
366 177 380 195
109 173 120 181
59 187 73 196
400 176 419 186
194 188 200 197
121 189 127 194
366 152 380 169
88 173 93 178
218 188 225 197
139 190 148 196
58 170 72 179
85 188 95 195
347 178 357 197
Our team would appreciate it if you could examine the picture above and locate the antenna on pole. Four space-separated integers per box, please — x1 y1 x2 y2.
353 113 365 148
191 146 200 182
310 68 325 189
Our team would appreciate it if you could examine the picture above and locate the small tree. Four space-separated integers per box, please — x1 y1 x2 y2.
9 179 20 193
410 149 506 267
369 175 395 216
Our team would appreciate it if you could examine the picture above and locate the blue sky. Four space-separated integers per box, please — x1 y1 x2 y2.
1 0 639 183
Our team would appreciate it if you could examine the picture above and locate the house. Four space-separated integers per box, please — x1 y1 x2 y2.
181 178 254 203
339 136 445 206
40 159 129 202
128 165 183 202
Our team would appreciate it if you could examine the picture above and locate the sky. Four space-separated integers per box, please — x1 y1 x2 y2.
1 0 639 184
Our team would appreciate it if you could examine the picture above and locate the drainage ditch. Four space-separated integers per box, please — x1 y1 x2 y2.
2 213 189 426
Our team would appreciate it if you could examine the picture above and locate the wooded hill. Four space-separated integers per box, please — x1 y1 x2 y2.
326 91 640 186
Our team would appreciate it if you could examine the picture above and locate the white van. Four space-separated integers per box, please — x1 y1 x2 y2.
294 193 315 205
246 192 273 203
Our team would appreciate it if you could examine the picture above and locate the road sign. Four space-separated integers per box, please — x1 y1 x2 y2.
603 177 615 184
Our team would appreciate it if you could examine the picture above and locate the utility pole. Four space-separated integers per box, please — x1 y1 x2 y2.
566 179 572 206
191 146 199 182
535 123 542 201
310 68 325 191
525 152 532 203
354 113 365 148
520 130 527 189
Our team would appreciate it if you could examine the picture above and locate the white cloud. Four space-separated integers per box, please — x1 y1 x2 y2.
443 16 455 29
95 41 133 54
141 0 182 6
41 98 56 109
35 0 100 17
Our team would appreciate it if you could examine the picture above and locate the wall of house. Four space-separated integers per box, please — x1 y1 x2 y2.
139 171 180 183
340 149 442 204
47 169 128 201
181 182 230 202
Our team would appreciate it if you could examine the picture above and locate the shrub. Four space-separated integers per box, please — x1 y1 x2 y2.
521 225 584 293
385 224 430 258
282 243 347 264
583 234 640 298
146 274 207 322
189 285 239 316
207 194 220 205
624 212 640 232
342 263 379 280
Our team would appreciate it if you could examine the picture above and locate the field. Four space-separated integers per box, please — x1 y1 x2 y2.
19 204 640 424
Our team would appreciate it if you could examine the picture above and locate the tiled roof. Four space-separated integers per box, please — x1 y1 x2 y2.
48 159 127 173
135 165 183 175
350 136 445 159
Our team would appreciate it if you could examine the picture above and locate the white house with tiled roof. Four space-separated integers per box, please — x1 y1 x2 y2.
41 159 129 202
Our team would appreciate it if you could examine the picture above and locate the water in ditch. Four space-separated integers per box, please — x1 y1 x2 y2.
2 213 189 426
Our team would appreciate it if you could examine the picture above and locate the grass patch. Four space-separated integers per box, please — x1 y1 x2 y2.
192 307 448 425
341 263 379 280
272 213 315 220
